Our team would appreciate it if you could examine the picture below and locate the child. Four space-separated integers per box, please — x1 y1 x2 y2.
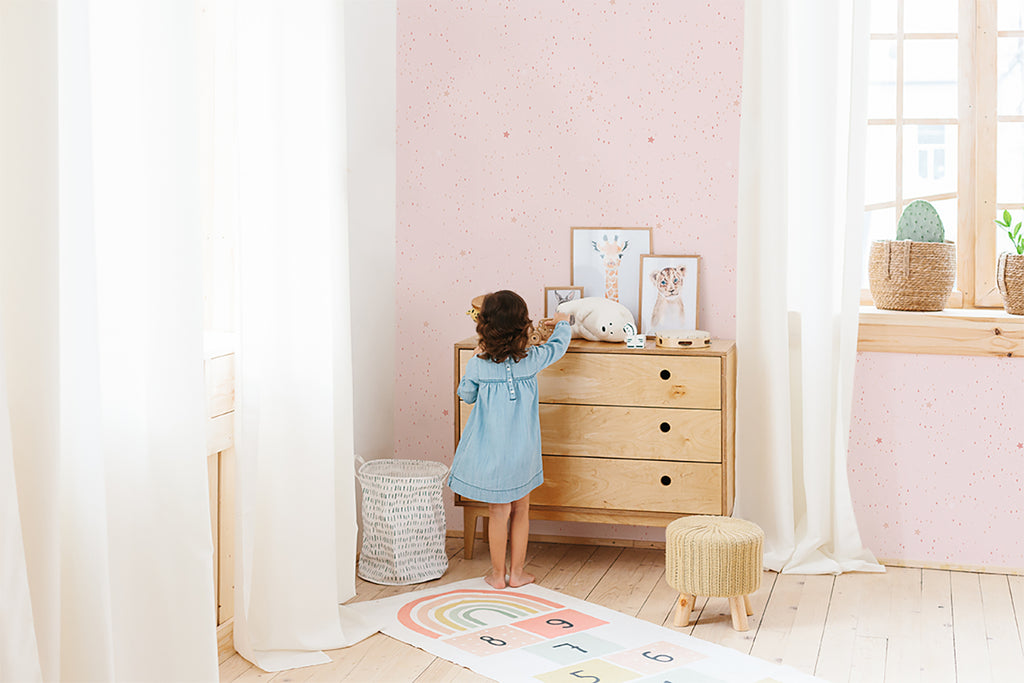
449 290 572 589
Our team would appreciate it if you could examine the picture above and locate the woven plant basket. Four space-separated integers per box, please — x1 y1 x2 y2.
997 252 1024 315
868 239 956 311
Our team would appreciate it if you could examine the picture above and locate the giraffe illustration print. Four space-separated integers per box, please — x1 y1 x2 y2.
591 234 629 302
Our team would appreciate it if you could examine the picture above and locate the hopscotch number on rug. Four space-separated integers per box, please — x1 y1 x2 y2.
396 588 727 683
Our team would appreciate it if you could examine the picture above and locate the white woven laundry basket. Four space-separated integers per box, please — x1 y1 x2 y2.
357 457 449 585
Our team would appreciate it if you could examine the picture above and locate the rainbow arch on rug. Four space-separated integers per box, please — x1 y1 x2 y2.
397 589 564 639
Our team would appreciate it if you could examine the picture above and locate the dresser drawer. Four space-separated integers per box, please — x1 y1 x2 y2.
538 353 721 409
458 403 721 463
532 456 723 515
539 404 721 463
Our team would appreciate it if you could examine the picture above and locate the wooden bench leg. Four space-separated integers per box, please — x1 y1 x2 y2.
673 593 695 627
729 596 749 631
463 509 479 560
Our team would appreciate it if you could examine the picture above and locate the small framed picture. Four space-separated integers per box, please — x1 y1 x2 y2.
570 227 653 324
638 254 700 335
543 286 583 317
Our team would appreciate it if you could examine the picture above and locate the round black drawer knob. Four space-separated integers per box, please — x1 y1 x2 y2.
660 475 672 486
659 422 671 432
660 369 671 380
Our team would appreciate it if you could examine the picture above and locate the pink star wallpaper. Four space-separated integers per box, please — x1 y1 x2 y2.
394 0 743 542
393 0 1024 569
849 352 1024 569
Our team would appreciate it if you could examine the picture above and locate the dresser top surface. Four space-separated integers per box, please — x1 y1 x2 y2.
454 335 735 356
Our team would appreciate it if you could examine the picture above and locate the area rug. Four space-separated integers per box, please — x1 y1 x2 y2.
348 577 827 682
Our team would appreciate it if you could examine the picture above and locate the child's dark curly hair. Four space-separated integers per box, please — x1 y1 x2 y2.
476 290 531 363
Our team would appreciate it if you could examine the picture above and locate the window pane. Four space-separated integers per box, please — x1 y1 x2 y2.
870 0 896 34
929 197 957 241
904 0 957 33
862 208 897 288
865 125 896 204
998 36 1024 115
903 124 957 197
999 0 1024 30
868 40 897 118
997 216 1019 254
997 122 1024 203
903 40 958 118
929 198 958 287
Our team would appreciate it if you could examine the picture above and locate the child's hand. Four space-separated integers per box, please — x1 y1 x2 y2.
551 311 572 325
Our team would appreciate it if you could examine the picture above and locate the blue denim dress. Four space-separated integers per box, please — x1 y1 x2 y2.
448 321 572 504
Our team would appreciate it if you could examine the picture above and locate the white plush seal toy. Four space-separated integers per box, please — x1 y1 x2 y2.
556 297 636 343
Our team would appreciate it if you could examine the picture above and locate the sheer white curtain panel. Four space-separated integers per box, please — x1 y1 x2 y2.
0 0 218 681
211 0 377 671
734 0 884 574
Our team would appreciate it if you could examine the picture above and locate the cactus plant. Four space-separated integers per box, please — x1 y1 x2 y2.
896 200 945 242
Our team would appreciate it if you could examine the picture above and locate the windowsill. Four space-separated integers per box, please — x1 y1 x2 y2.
857 306 1024 357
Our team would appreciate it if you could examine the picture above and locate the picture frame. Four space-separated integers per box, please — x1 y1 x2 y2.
543 286 583 317
570 227 653 324
638 254 700 335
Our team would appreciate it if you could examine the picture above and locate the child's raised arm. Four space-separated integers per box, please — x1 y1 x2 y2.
532 319 571 370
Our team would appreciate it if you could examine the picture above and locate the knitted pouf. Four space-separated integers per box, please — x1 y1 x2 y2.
665 515 764 631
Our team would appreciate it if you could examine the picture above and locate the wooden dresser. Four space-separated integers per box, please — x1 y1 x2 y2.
453 336 736 559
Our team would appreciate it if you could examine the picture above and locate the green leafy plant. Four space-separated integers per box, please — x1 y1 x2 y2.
995 209 1024 255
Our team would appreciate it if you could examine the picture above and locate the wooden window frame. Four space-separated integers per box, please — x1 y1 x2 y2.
859 0 1024 357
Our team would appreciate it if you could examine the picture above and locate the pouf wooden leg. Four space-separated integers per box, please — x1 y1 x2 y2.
674 593 695 627
729 597 749 631
743 594 753 616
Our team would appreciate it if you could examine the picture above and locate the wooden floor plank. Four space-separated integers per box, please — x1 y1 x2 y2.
585 547 664 616
847 635 887 683
1007 575 1024 657
815 570 865 683
882 566 922 683
849 569 894 681
518 541 571 585
535 544 597 594
781 574 834 676
220 542 1019 683
634 567 676 627
688 569 777 655
559 545 622 601
333 633 436 682
748 572 811 670
979 573 1024 681
920 568 956 683
412 657 493 682
220 654 260 682
951 571 994 683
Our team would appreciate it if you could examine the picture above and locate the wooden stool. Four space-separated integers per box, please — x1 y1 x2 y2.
665 515 764 631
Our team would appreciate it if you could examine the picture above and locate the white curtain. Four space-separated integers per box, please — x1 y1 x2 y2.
2 0 371 679
211 0 377 671
1 1 218 681
734 0 884 574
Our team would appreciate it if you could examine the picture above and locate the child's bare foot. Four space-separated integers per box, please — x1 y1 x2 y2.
508 571 534 588
484 571 506 589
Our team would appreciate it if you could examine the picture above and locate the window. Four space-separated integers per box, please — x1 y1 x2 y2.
863 0 1024 308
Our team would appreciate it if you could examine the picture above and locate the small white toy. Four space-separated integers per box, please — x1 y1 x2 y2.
655 329 711 348
556 297 636 343
622 323 645 349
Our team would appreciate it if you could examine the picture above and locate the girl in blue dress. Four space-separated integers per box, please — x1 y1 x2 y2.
449 290 572 589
